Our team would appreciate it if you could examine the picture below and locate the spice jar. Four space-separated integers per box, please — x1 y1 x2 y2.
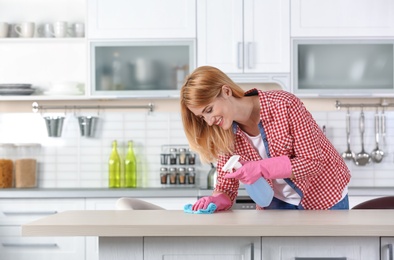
169 148 177 165
187 148 196 165
178 167 186 184
160 167 168 185
187 167 196 185
169 167 177 184
14 143 40 188
0 143 15 188
178 148 187 165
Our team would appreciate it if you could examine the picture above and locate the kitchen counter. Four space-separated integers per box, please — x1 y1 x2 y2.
22 209 394 237
21 209 394 260
0 186 393 198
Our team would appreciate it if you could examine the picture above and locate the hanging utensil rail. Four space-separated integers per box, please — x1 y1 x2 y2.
335 100 394 110
32 102 154 113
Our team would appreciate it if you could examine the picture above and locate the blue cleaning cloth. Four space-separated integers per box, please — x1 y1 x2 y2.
183 203 217 214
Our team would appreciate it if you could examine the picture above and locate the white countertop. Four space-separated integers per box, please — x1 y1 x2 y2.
22 209 394 237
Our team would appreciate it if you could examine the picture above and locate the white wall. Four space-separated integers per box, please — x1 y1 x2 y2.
1 83 394 188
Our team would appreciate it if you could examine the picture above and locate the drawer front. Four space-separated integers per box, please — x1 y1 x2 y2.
261 237 379 260
0 226 84 260
0 199 84 225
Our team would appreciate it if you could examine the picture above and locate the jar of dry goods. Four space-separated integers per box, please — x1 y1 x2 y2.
169 148 177 165
14 143 40 188
178 167 186 184
187 167 196 185
178 148 187 165
0 143 15 188
160 167 168 185
169 167 177 184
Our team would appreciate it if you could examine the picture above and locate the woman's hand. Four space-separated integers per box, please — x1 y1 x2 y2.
192 193 232 211
224 156 292 184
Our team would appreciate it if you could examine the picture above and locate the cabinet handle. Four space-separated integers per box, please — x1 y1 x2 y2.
237 42 243 69
247 42 253 69
3 211 58 216
295 258 346 260
2 242 58 248
388 244 393 260
250 242 254 260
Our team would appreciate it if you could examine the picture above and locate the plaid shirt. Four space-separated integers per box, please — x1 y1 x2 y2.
215 89 351 210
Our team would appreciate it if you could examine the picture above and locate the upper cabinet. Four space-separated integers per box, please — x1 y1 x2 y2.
197 0 290 82
291 0 394 37
0 0 87 100
87 0 196 39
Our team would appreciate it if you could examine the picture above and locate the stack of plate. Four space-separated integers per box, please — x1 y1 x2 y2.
0 84 35 95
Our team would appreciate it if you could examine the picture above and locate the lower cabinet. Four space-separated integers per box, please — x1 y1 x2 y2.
381 237 394 260
0 198 85 260
144 237 261 260
261 237 379 260
85 197 195 260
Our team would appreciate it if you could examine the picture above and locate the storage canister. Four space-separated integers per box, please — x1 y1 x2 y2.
169 148 177 165
178 148 187 165
178 167 186 184
187 167 196 185
14 143 40 188
169 167 177 184
0 143 15 188
160 167 168 185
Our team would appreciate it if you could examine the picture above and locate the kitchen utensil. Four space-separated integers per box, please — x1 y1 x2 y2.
381 107 386 146
371 109 384 163
341 108 355 161
78 116 98 137
207 163 217 189
354 110 371 166
223 155 274 207
44 116 65 137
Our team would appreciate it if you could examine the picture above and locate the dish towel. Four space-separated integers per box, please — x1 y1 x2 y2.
183 203 217 214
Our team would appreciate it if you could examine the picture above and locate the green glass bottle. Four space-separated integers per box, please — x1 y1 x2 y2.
124 140 137 188
108 140 121 188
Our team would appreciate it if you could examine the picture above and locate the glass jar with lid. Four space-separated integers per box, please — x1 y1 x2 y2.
14 143 41 188
178 167 186 184
160 167 168 185
0 143 16 188
169 167 177 184
169 148 177 165
187 167 196 185
178 148 187 165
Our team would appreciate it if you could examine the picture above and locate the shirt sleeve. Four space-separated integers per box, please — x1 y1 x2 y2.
214 154 240 203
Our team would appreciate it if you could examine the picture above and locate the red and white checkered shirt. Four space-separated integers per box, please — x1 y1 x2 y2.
215 89 351 210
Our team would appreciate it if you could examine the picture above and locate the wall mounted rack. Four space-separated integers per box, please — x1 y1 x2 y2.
31 102 154 113
335 100 394 110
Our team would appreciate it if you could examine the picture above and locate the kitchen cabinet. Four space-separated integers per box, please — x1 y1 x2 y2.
87 0 196 39
381 237 394 260
0 198 85 260
197 0 290 83
144 237 260 259
0 0 87 101
85 197 194 260
291 0 394 37
261 237 379 259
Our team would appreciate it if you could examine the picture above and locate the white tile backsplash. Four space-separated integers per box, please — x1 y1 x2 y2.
0 109 393 189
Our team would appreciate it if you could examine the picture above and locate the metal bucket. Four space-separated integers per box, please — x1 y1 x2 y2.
77 116 98 137
44 116 65 137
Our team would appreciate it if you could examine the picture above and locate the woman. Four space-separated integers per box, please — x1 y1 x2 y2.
180 66 351 211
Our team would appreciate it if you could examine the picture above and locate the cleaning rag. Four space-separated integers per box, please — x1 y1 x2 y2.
183 203 217 214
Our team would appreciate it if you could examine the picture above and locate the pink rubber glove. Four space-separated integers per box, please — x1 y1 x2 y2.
192 193 232 212
224 156 292 184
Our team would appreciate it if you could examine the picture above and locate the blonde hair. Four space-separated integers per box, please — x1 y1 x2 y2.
180 66 245 163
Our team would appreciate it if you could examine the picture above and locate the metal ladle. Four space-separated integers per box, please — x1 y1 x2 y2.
341 108 355 161
371 109 384 163
354 109 371 166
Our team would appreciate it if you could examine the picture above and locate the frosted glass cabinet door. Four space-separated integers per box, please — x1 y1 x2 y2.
87 0 196 39
144 237 261 260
